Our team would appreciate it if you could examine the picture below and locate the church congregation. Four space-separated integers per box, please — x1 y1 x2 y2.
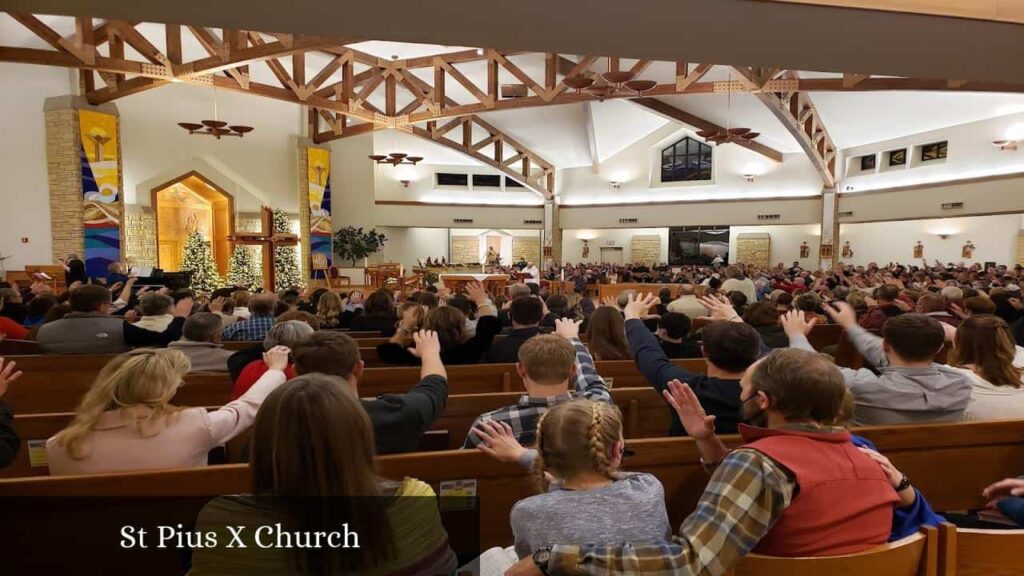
1 1 1024 575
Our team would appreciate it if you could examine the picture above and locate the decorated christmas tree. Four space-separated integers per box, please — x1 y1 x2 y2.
181 231 223 294
227 244 262 289
272 208 303 290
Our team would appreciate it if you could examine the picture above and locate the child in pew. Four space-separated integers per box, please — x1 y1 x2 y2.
45 346 290 475
462 319 612 449
189 374 458 576
473 400 671 561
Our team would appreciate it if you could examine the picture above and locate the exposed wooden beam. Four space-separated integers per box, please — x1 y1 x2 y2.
632 97 784 163
734 67 835 186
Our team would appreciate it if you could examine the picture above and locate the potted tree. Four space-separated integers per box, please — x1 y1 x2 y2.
333 226 388 285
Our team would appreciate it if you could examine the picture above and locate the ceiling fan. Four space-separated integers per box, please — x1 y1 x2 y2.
696 72 759 145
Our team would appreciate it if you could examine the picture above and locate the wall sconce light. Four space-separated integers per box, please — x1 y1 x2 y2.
609 181 621 190
742 174 756 183
400 179 411 188
993 140 1019 151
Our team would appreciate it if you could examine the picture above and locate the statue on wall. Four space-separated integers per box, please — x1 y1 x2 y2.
913 241 924 259
582 239 590 260
799 241 810 259
962 241 976 259
485 246 500 267
841 241 854 259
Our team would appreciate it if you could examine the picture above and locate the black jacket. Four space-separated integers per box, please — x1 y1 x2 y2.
350 313 398 336
363 374 448 454
0 402 18 469
754 324 790 349
482 326 545 364
626 318 742 436
658 338 702 359
228 345 265 383
377 315 502 366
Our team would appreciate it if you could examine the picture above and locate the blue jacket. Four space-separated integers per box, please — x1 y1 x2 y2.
851 435 946 540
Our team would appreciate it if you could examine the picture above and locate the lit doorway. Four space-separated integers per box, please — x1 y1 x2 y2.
151 172 234 275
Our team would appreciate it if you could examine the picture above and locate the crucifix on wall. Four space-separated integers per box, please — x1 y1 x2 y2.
229 206 298 291
90 134 111 162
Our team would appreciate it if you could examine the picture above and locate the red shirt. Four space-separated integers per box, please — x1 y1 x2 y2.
231 360 295 400
0 316 28 340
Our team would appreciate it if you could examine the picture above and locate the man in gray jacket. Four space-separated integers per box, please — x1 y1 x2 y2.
783 302 972 425
168 312 234 372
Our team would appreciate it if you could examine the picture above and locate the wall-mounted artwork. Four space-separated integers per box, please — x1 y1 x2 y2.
799 241 810 259
913 241 924 259
841 242 854 259
962 241 976 259
307 147 332 277
819 242 834 259
78 110 122 279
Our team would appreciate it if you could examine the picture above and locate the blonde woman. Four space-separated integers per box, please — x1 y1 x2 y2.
46 346 290 475
474 399 670 559
315 290 344 329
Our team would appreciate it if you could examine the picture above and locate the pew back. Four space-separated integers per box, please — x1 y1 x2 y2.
729 528 936 576
1 420 1022 552
938 522 1024 576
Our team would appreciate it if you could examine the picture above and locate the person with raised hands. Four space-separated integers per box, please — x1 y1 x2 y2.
292 329 449 454
621 292 761 436
783 301 973 425
462 317 611 449
472 400 671 563
506 349 900 576
47 346 292 475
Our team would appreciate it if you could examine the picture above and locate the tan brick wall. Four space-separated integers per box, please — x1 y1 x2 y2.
46 108 84 261
124 207 157 268
736 233 771 268
550 203 562 265
1017 232 1024 266
451 236 479 264
297 146 311 280
512 236 541 264
630 235 661 265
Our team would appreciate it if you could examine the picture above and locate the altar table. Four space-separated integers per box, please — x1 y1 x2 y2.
439 274 510 298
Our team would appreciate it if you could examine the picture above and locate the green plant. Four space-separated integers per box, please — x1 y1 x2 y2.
333 226 388 267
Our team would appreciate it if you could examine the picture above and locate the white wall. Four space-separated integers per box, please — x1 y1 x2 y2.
562 228 669 264
841 111 1024 194
330 132 377 229
118 83 302 212
729 224 822 267
838 174 1024 223
0 63 71 270
559 197 821 229
371 226 450 270
375 161 544 206
558 123 824 205
839 214 1023 266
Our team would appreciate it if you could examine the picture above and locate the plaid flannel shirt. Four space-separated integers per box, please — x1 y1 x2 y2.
462 338 611 448
546 448 794 576
220 314 275 342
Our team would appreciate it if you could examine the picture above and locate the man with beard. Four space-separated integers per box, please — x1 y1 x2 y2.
508 347 902 576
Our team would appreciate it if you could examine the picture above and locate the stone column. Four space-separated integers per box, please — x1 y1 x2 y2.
297 143 312 280
819 187 839 270
544 199 562 266
44 96 122 265
123 205 157 268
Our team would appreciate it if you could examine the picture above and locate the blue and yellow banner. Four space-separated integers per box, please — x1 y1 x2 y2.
79 110 121 279
307 147 332 276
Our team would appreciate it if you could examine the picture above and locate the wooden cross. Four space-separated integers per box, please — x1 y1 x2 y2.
90 134 111 162
228 206 299 291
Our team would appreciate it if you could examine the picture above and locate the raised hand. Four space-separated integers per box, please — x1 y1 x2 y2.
172 297 194 318
662 380 716 440
698 294 740 322
263 346 291 371
0 357 23 398
948 303 967 320
623 292 659 321
599 296 618 309
208 297 226 314
822 300 858 328
464 281 489 305
473 420 527 463
553 317 582 340
780 309 817 338
408 329 441 359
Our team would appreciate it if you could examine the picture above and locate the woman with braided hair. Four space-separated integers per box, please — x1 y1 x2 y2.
473 399 671 559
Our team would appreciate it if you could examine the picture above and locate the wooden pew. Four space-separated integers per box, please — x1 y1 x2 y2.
1 420 1021 553
2 356 707 415
938 522 1024 576
2 387 673 477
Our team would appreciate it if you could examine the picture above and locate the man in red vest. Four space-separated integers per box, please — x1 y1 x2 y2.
510 348 900 576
